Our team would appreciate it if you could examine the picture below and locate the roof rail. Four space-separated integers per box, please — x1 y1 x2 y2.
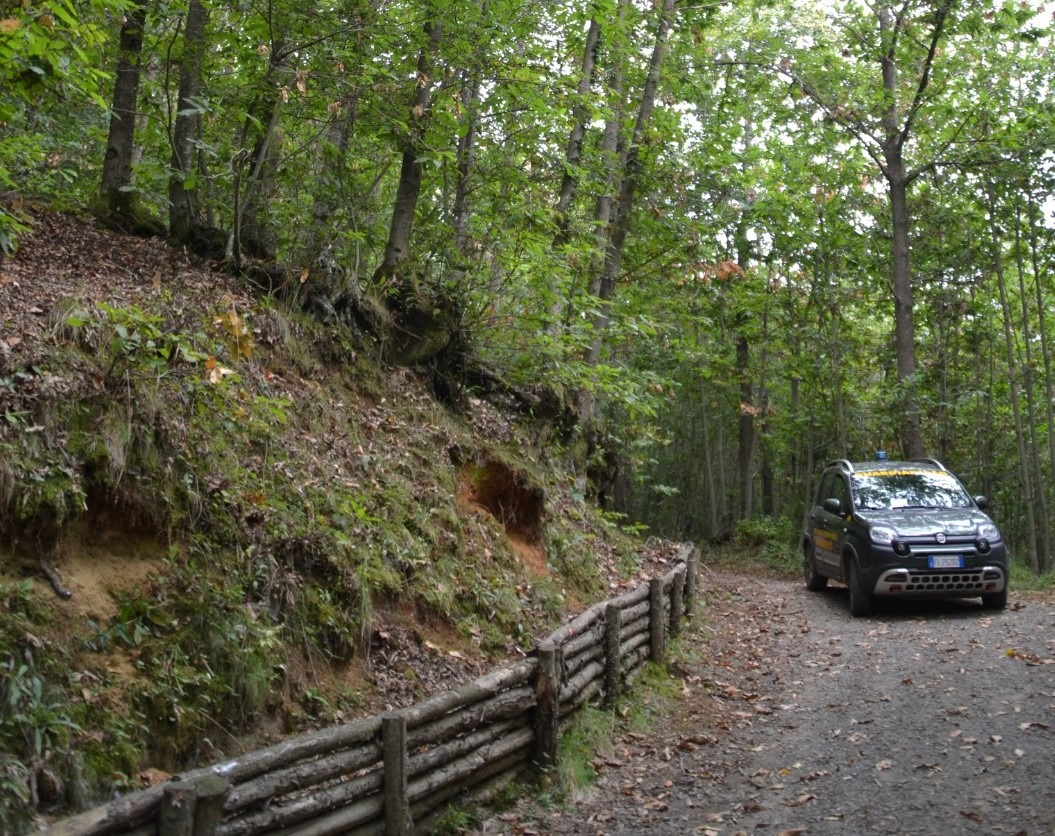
911 457 947 471
826 459 854 472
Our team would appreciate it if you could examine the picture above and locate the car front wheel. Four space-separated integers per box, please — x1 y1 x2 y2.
847 559 874 617
804 545 828 591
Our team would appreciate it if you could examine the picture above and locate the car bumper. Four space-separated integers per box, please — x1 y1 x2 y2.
864 543 1008 598
871 565 1007 597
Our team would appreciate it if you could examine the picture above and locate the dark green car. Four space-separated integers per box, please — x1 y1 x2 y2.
801 458 1008 616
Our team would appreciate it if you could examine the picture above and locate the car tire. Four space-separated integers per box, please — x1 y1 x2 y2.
847 559 873 617
981 587 1008 610
804 545 828 591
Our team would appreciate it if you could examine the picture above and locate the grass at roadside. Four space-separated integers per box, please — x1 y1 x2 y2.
694 515 803 581
1009 560 1055 592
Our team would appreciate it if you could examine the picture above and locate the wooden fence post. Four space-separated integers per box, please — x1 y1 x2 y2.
684 548 699 615
159 781 197 836
670 565 685 638
192 774 230 835
604 604 621 708
649 578 665 661
383 712 411 836
535 640 560 772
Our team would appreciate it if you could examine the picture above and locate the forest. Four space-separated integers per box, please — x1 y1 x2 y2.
1 0 1054 828
3 0 1053 564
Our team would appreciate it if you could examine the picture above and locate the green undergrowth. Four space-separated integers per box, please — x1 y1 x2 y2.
541 655 687 808
0 290 643 828
696 515 802 579
1008 560 1055 591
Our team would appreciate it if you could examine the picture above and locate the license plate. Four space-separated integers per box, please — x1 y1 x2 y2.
928 555 964 569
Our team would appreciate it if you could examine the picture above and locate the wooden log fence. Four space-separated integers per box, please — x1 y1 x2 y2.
45 544 700 836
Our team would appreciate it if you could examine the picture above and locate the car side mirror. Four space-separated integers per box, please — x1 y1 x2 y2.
822 497 843 514
974 495 989 510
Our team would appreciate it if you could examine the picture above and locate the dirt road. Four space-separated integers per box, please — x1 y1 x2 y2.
484 572 1055 835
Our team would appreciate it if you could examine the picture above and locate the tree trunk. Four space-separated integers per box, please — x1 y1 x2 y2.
875 1 952 459
734 216 755 521
736 330 754 519
580 0 675 424
553 15 602 251
987 183 1039 571
99 0 149 221
229 43 289 271
1027 188 1055 573
451 52 483 258
547 12 601 330
168 0 210 246
758 301 774 516
1013 198 1050 569
699 380 719 540
576 0 628 423
885 156 923 458
373 16 441 285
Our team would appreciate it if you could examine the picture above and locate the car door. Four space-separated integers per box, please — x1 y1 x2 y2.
809 472 844 575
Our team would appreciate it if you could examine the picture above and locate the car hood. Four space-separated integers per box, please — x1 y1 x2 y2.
855 508 994 537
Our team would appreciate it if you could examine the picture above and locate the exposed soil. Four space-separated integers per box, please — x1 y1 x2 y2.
0 518 164 624
483 571 1055 836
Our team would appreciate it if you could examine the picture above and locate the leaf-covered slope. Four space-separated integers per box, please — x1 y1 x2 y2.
0 209 679 824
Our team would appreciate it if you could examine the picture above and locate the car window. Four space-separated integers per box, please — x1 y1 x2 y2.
851 469 972 510
831 475 849 511
815 471 849 512
816 473 835 504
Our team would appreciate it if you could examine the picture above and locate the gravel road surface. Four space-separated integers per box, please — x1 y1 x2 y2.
484 572 1055 836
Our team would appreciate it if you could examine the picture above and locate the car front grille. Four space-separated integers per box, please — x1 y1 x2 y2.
875 568 1004 596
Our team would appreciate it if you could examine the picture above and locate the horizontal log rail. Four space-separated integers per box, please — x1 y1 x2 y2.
45 544 699 836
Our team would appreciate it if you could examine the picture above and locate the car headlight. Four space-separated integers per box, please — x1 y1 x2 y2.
978 523 1000 540
869 526 897 545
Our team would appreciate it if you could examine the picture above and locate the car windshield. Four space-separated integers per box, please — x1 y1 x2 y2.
851 469 973 511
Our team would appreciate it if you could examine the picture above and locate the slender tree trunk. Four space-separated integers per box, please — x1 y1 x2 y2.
99 0 149 220
935 294 950 462
451 53 483 257
987 183 1039 571
552 15 602 249
1013 199 1050 569
229 43 289 270
759 301 774 516
884 151 922 457
580 0 675 423
168 0 210 246
734 214 755 520
874 1 952 459
373 15 441 285
716 401 729 537
700 379 719 539
815 210 847 454
736 329 754 518
1027 189 1055 573
576 0 629 422
548 13 602 329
